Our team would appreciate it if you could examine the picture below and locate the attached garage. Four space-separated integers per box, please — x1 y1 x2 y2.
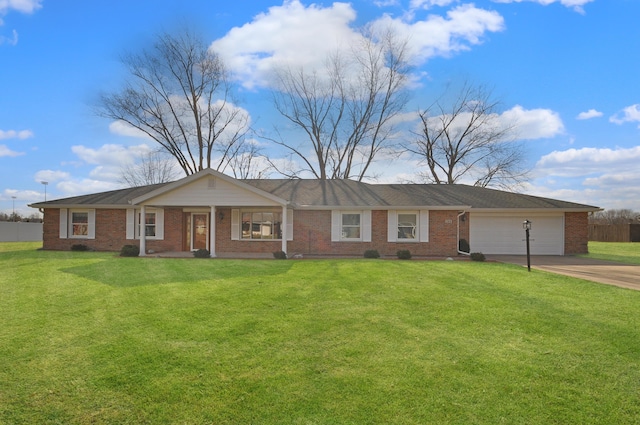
469 213 565 255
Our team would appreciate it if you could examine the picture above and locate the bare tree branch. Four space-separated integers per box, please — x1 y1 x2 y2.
98 29 262 178
267 27 411 180
406 82 529 189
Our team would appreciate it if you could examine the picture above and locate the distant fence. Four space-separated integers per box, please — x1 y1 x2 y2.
588 224 640 242
0 222 43 242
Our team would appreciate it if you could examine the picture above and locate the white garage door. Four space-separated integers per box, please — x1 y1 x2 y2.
470 213 565 255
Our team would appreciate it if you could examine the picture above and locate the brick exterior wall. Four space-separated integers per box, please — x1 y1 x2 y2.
42 207 587 256
564 211 589 254
42 208 185 253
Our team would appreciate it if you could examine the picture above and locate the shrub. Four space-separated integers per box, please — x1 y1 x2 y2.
120 244 139 257
364 249 380 259
193 249 211 258
470 252 486 262
71 244 89 251
396 249 412 260
273 250 288 260
459 238 470 253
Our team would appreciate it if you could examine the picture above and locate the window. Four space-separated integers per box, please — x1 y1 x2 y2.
241 210 282 240
331 210 371 242
71 212 89 236
138 212 156 237
387 210 428 243
60 209 95 239
126 208 164 240
341 213 361 239
397 212 417 240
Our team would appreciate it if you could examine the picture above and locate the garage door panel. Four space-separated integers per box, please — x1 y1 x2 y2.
470 214 564 255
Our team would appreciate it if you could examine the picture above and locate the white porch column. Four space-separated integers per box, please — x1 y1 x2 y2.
210 206 217 258
139 205 146 256
281 206 288 254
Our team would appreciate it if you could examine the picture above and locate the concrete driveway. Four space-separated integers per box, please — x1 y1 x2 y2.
488 255 640 291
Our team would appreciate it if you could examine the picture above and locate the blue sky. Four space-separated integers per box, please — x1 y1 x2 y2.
2 0 639 217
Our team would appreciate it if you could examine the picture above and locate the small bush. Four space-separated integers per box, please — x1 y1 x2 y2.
193 249 211 258
396 249 412 260
459 238 470 253
120 244 139 257
470 252 486 262
273 250 288 259
71 244 89 251
364 249 380 259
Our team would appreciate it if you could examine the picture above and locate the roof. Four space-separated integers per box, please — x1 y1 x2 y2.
29 170 600 211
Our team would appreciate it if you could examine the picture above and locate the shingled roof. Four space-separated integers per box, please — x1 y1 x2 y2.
30 176 599 211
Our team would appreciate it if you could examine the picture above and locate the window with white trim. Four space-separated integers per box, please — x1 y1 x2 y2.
397 212 417 240
387 210 429 243
241 210 282 240
71 211 89 237
341 213 361 240
138 212 156 237
60 208 95 239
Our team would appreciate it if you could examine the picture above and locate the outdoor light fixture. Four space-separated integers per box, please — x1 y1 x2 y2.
219 211 224 221
523 220 532 272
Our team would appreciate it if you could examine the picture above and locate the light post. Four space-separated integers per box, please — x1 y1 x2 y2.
523 220 532 272
11 196 16 222
41 181 48 202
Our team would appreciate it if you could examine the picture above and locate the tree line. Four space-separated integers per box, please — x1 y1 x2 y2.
99 28 527 187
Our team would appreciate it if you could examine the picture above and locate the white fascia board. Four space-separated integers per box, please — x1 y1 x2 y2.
470 207 601 213
130 168 288 206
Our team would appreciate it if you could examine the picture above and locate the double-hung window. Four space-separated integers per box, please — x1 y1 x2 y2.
138 212 156 237
397 212 417 240
341 213 361 239
331 210 371 242
71 211 89 237
388 210 428 243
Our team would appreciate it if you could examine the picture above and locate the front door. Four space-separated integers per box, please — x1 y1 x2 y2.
191 213 209 251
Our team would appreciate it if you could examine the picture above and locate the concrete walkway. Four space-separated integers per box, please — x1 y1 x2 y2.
489 255 640 291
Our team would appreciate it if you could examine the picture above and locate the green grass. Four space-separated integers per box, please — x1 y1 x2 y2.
1 242 640 424
582 241 640 265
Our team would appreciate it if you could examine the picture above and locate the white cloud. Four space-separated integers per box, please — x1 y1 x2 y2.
34 170 71 183
492 0 594 14
0 0 42 15
0 129 33 140
212 1 504 89
372 4 505 63
536 146 640 176
576 109 602 120
501 105 564 140
409 0 457 9
108 121 151 139
55 179 121 197
610 104 640 128
0 144 23 157
71 144 149 166
0 28 17 45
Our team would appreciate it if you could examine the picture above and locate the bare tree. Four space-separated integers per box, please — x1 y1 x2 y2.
267 27 411 180
98 30 253 177
406 83 528 189
120 150 181 187
590 209 639 225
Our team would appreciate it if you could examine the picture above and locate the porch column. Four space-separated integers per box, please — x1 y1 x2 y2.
210 205 217 258
139 205 146 256
281 206 288 254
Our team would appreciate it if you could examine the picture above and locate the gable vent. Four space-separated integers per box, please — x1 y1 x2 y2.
208 177 216 189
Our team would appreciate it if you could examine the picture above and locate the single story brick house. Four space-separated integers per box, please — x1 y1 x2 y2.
29 168 600 257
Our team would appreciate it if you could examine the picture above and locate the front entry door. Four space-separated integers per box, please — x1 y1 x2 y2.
191 213 209 251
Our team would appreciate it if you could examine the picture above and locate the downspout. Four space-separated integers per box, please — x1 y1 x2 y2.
457 211 470 256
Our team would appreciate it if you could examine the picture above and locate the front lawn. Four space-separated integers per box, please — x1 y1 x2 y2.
583 241 640 265
1 242 639 424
